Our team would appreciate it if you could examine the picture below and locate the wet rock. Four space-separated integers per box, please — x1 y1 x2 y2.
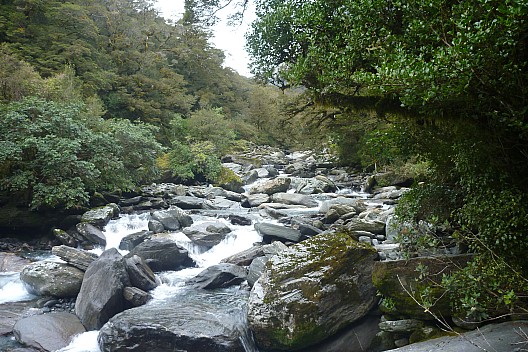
118 230 151 251
123 287 151 307
0 253 31 272
247 256 267 287
319 197 368 214
151 207 193 231
81 204 119 229
242 193 270 208
124 255 158 291
345 218 386 234
221 244 264 266
13 312 86 352
51 245 98 271
134 198 167 211
186 263 247 289
254 222 302 244
270 192 319 208
385 320 528 352
248 232 378 351
98 292 247 352
76 223 107 247
52 228 77 247
228 214 252 226
183 222 231 248
147 219 165 233
297 223 323 238
168 196 205 209
291 176 337 194
75 248 131 330
0 300 38 336
119 196 143 207
128 239 195 272
379 319 424 333
249 177 291 195
20 262 84 298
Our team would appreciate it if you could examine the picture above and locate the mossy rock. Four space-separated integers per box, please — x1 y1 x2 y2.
248 231 378 350
372 254 473 319
215 167 244 193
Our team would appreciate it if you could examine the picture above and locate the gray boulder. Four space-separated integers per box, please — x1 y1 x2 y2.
75 248 131 330
123 286 151 307
53 228 77 247
319 197 368 214
13 312 86 352
186 263 247 289
221 244 264 266
98 292 248 352
270 192 319 208
20 262 84 298
151 207 193 231
147 219 165 233
128 239 195 272
124 255 159 291
168 196 205 209
385 320 528 352
81 204 119 229
118 230 151 251
242 193 270 208
291 176 337 194
247 256 268 287
249 177 291 195
51 245 98 271
346 218 386 234
247 231 378 351
76 222 107 246
254 222 302 243
183 222 231 248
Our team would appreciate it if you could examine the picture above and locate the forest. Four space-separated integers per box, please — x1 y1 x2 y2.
1 0 527 329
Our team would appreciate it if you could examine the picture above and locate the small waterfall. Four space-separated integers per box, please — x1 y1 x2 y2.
0 272 35 304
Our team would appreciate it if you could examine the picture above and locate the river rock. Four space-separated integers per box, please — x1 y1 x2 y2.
168 196 205 209
118 230 151 251
147 219 165 233
81 204 119 229
372 254 474 319
186 263 247 289
0 253 31 272
249 177 291 195
124 255 158 291
247 256 268 287
51 245 98 271
385 320 528 352
228 214 252 226
319 197 368 214
13 312 86 352
291 176 337 194
20 262 84 298
123 287 151 307
183 222 231 248
52 228 77 247
76 222 107 246
247 231 378 351
242 193 270 208
98 292 247 352
151 207 193 231
379 319 424 333
128 238 195 272
270 192 319 208
254 222 302 243
346 218 386 234
75 248 131 330
221 244 264 266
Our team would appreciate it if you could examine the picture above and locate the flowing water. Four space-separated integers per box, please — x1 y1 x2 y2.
55 210 266 351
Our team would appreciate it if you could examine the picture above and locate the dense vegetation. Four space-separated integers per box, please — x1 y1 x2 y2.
198 0 528 324
0 0 309 211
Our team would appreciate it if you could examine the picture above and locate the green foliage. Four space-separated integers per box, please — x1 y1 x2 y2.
0 97 162 209
167 140 222 183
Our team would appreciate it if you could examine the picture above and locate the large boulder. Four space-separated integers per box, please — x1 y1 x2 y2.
319 197 368 214
128 238 195 272
151 207 193 231
242 193 270 208
20 262 84 298
81 204 119 229
183 222 231 248
168 196 206 209
346 218 386 235
51 245 98 271
98 292 248 352
13 312 86 352
186 263 247 289
249 177 291 195
75 248 131 330
76 222 107 246
247 232 378 351
270 193 319 208
254 222 302 244
124 255 159 291
118 230 151 251
291 176 337 194
385 320 528 352
372 254 474 319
